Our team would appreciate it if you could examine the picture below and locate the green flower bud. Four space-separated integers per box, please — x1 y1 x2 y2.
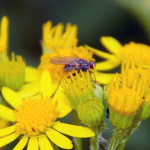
62 71 103 110
77 97 104 128
0 53 25 90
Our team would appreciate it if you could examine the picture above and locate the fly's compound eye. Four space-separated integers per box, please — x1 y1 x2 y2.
89 61 95 69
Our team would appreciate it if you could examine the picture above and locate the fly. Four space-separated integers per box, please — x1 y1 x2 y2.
50 56 96 73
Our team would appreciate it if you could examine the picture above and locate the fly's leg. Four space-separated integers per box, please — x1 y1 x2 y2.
67 69 80 79
88 70 98 84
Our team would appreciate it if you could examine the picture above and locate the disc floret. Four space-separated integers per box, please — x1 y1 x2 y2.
15 96 59 136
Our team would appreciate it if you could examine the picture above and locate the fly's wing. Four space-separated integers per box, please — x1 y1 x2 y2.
50 56 80 65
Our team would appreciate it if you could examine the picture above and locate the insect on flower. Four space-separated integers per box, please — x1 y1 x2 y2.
50 56 96 73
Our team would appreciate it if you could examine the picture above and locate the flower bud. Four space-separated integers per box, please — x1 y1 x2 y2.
62 71 102 109
77 97 104 128
0 53 25 90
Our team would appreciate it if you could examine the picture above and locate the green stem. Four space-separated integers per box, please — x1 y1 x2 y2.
116 143 125 150
71 110 82 150
116 121 141 150
90 122 106 150
109 128 123 150
90 130 99 150
73 137 82 150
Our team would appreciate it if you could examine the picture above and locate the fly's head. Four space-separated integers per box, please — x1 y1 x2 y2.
88 60 95 69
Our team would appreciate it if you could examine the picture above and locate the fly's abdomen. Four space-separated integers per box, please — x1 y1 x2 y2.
64 65 75 71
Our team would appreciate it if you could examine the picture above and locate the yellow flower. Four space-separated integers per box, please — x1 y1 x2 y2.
62 71 104 127
0 52 40 99
107 60 146 129
39 20 94 83
0 52 25 91
87 36 150 84
0 71 94 150
0 16 8 57
62 70 102 109
0 16 40 99
115 59 150 120
42 21 78 53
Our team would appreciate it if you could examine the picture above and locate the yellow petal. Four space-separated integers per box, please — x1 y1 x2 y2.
27 137 38 150
13 136 28 150
40 70 53 97
1 87 22 109
1 16 8 52
46 128 73 149
0 105 16 121
100 36 122 54
0 119 10 128
95 72 116 84
95 59 121 71
0 132 19 147
39 135 53 150
16 81 40 99
53 86 72 118
53 122 95 137
86 45 117 60
25 66 39 82
0 125 16 137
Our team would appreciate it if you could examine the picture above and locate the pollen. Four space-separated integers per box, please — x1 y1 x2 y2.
15 97 59 136
120 42 150 66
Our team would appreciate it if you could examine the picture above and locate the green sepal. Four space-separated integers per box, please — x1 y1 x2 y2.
109 108 136 129
140 102 150 119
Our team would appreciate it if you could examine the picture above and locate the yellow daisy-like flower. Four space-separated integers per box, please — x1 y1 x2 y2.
0 71 94 150
39 20 94 83
42 21 77 53
0 16 8 57
107 60 146 129
119 60 150 120
87 36 150 84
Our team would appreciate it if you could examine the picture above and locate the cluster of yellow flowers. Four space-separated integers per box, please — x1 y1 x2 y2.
0 16 150 150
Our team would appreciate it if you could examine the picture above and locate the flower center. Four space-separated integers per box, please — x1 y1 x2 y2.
108 87 142 115
120 42 150 66
15 97 59 136
0 53 25 90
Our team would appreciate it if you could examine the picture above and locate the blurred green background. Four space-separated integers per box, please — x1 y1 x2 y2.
0 0 150 149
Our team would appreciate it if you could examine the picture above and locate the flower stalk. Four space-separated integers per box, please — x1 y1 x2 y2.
109 128 123 150
72 110 82 150
90 130 99 150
